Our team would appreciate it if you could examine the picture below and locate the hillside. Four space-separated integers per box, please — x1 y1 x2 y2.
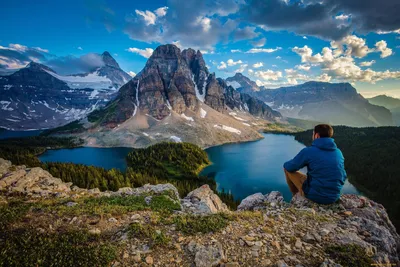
0 158 399 266
47 45 282 148
368 95 400 125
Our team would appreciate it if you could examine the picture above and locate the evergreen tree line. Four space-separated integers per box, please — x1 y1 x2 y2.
0 138 239 209
294 126 400 230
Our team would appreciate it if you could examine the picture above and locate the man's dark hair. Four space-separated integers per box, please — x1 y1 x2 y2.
314 124 333 138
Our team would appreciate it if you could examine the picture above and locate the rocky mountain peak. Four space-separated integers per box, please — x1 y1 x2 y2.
25 61 56 73
150 44 181 60
226 72 261 93
101 51 120 69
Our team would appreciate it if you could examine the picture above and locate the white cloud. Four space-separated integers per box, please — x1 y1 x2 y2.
248 69 254 74
127 47 154 58
251 38 266 47
235 64 248 73
8 43 28 52
276 56 281 59
135 10 157 26
33 47 49 53
200 50 215 54
231 49 242 53
172 41 182 49
253 62 263 68
77 47 83 51
303 36 308 39
285 68 309 85
227 59 243 66
128 71 136 77
154 6 168 17
316 73 332 82
296 64 311 71
217 61 227 70
330 35 370 58
254 69 283 81
196 16 212 32
245 47 282 53
375 40 393 58
335 14 350 20
359 60 376 67
377 29 400 35
292 44 400 83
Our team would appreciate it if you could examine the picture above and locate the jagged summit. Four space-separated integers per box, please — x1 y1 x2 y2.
226 72 261 93
101 51 120 69
25 61 56 73
89 44 280 127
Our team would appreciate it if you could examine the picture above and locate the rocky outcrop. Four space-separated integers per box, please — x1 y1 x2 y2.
239 191 400 264
182 184 229 214
89 44 280 127
1 158 399 265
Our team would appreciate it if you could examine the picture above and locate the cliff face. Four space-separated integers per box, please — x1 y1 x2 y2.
1 158 399 266
91 44 280 127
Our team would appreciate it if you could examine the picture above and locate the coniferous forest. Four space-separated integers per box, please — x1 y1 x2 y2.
294 126 400 230
0 137 239 209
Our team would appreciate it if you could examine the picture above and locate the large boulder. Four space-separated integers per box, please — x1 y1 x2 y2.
0 162 72 196
237 191 284 211
181 185 229 214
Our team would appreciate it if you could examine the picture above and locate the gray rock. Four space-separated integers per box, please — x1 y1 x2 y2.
194 242 226 267
182 185 229 214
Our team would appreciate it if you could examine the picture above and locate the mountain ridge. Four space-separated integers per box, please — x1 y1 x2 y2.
0 53 130 130
226 74 394 127
48 44 282 148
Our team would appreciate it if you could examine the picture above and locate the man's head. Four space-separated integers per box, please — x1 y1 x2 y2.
313 124 333 140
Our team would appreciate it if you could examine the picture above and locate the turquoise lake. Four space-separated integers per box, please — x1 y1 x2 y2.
38 133 359 201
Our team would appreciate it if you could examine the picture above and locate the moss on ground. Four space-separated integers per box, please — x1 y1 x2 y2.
174 213 233 235
127 222 171 248
0 228 117 267
325 244 374 267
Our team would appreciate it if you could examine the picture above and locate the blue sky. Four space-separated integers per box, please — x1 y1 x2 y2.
1 0 400 97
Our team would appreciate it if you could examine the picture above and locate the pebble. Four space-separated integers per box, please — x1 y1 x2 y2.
145 256 153 265
108 217 118 223
295 238 302 249
89 228 101 235
131 214 141 220
133 254 141 263
319 229 330 236
66 202 78 207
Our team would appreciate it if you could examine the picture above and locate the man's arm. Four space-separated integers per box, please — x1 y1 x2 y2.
283 148 309 172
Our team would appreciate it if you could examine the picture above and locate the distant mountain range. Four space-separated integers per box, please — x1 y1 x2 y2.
48 44 282 148
0 52 130 130
368 95 400 125
226 74 393 127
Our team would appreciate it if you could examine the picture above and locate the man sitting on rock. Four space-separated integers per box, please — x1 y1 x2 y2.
283 124 347 204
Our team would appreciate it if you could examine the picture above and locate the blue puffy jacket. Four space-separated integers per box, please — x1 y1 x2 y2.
283 137 347 204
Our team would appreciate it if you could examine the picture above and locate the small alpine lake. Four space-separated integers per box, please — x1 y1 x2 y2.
38 133 360 201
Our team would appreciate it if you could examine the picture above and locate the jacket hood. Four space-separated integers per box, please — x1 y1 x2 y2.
312 137 337 151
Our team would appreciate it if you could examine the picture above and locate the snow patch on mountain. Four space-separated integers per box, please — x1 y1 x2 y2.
227 81 241 90
181 113 194 121
213 124 241 135
200 108 207 118
192 74 206 102
1 101 13 111
170 136 182 142
45 69 114 90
